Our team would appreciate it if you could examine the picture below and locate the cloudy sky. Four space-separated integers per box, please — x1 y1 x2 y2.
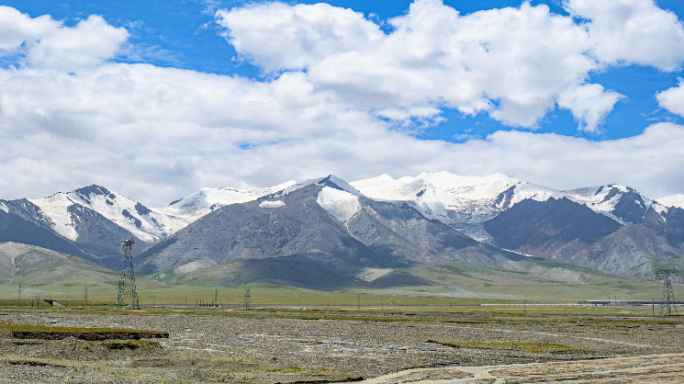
1 0 684 206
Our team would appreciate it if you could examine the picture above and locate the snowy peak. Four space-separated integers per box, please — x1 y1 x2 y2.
351 174 428 201
268 175 362 198
316 175 363 196
157 180 297 221
351 172 524 241
553 184 659 226
352 172 520 202
29 185 185 242
71 185 117 202
351 172 672 241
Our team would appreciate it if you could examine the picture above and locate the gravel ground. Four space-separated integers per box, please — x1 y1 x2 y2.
0 309 683 383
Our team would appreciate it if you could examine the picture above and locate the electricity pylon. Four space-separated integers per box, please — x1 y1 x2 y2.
656 268 678 316
117 238 139 309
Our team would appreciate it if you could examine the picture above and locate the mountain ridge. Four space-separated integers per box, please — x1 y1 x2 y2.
2 172 683 285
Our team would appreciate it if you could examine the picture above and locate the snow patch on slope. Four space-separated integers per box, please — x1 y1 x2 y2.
0 202 8 213
317 187 360 222
657 194 684 209
28 194 79 240
259 200 286 208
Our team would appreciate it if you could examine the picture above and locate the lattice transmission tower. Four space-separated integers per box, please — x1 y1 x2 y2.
244 288 251 310
118 238 139 309
656 268 678 316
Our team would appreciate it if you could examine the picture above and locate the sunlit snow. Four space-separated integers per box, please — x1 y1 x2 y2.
352 172 654 241
157 180 296 221
316 186 360 222
29 186 186 242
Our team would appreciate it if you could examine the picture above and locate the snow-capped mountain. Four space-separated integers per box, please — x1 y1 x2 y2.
2 172 684 282
136 174 518 290
29 185 187 243
7 173 678 246
155 180 297 222
351 172 666 241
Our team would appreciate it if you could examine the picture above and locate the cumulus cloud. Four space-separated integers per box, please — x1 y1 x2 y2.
218 0 613 129
26 15 128 70
0 6 58 51
215 0 684 131
216 2 384 72
564 0 684 71
1 2 684 206
557 84 624 133
656 79 684 116
0 7 127 71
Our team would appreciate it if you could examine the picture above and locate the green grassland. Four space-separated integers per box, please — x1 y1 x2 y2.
1 242 683 311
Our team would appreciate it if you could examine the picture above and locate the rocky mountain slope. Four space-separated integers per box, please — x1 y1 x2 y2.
0 242 121 288
564 225 684 279
484 198 624 258
1 192 147 269
483 197 684 279
137 176 527 289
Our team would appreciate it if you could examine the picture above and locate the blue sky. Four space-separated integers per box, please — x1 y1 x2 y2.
1 0 684 204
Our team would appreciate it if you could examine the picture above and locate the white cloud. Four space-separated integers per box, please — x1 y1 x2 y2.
0 7 127 71
0 6 58 51
216 0 637 130
557 84 625 133
564 0 684 71
656 79 684 116
216 2 384 72
27 15 128 70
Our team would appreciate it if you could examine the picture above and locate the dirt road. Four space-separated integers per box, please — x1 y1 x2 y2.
358 353 684 383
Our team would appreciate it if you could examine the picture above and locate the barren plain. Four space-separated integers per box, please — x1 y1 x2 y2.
0 307 683 383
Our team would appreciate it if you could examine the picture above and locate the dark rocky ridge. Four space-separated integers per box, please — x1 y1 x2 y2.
484 197 684 279
485 197 623 258
562 225 684 279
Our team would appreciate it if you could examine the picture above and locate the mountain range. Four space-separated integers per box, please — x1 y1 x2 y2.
2 172 684 289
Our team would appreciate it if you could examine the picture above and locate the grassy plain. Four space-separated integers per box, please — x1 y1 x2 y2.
1 273 683 312
2 241 683 309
